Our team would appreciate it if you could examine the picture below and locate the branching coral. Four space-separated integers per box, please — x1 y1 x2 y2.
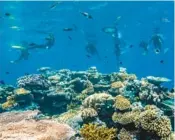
134 105 172 139
112 109 141 125
118 128 132 140
114 95 131 111
80 123 117 140
81 108 98 122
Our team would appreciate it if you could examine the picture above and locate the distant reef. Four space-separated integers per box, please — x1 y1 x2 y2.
0 67 174 140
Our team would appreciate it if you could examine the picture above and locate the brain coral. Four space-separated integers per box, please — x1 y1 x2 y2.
81 108 98 122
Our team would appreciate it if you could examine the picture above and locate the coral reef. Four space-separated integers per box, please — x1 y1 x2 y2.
81 107 98 122
80 123 117 140
118 128 133 140
17 74 50 90
0 67 174 140
114 95 131 111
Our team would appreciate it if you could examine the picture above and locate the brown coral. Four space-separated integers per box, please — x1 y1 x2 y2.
81 108 98 121
114 95 131 111
111 81 124 89
80 123 117 140
118 128 132 140
112 109 140 125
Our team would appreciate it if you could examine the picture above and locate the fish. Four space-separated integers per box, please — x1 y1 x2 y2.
63 28 73 31
49 1 61 10
102 27 116 34
86 54 91 58
5 12 11 17
80 12 93 19
5 72 10 75
68 36 72 40
160 60 164 64
0 80 5 85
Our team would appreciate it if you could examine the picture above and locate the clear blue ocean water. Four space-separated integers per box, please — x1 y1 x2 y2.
0 1 174 88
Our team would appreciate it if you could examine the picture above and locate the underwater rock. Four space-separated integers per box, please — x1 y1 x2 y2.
0 110 75 140
146 76 171 85
17 74 51 90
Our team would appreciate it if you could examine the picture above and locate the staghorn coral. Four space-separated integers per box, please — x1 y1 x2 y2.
114 95 131 111
81 108 98 122
80 123 117 140
118 128 132 140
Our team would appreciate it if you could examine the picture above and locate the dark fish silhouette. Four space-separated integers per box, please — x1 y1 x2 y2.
5 12 11 17
80 12 93 19
5 72 10 75
63 28 73 31
160 60 164 64
0 80 5 85
85 42 100 59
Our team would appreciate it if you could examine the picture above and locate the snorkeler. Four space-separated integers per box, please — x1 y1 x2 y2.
139 40 149 55
149 28 164 54
11 34 55 63
85 41 100 60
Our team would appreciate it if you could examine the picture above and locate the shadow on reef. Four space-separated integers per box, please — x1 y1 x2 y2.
0 67 174 140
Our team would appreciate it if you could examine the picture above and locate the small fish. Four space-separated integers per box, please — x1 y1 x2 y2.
0 80 5 85
50 1 61 10
119 61 123 65
5 12 11 17
104 56 108 58
155 49 160 54
80 12 93 19
5 72 10 75
68 36 72 40
160 60 164 64
63 28 73 31
102 27 116 34
129 45 133 48
24 73 29 76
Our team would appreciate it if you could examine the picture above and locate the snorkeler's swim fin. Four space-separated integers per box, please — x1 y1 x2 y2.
11 45 25 50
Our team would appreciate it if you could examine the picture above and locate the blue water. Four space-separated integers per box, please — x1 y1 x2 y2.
0 1 174 88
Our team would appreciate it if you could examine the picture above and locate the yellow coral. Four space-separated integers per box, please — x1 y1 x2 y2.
151 116 171 138
112 109 140 125
80 123 117 140
111 81 124 89
114 95 131 111
81 108 98 121
118 128 132 140
134 105 172 138
1 99 16 110
14 88 31 95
